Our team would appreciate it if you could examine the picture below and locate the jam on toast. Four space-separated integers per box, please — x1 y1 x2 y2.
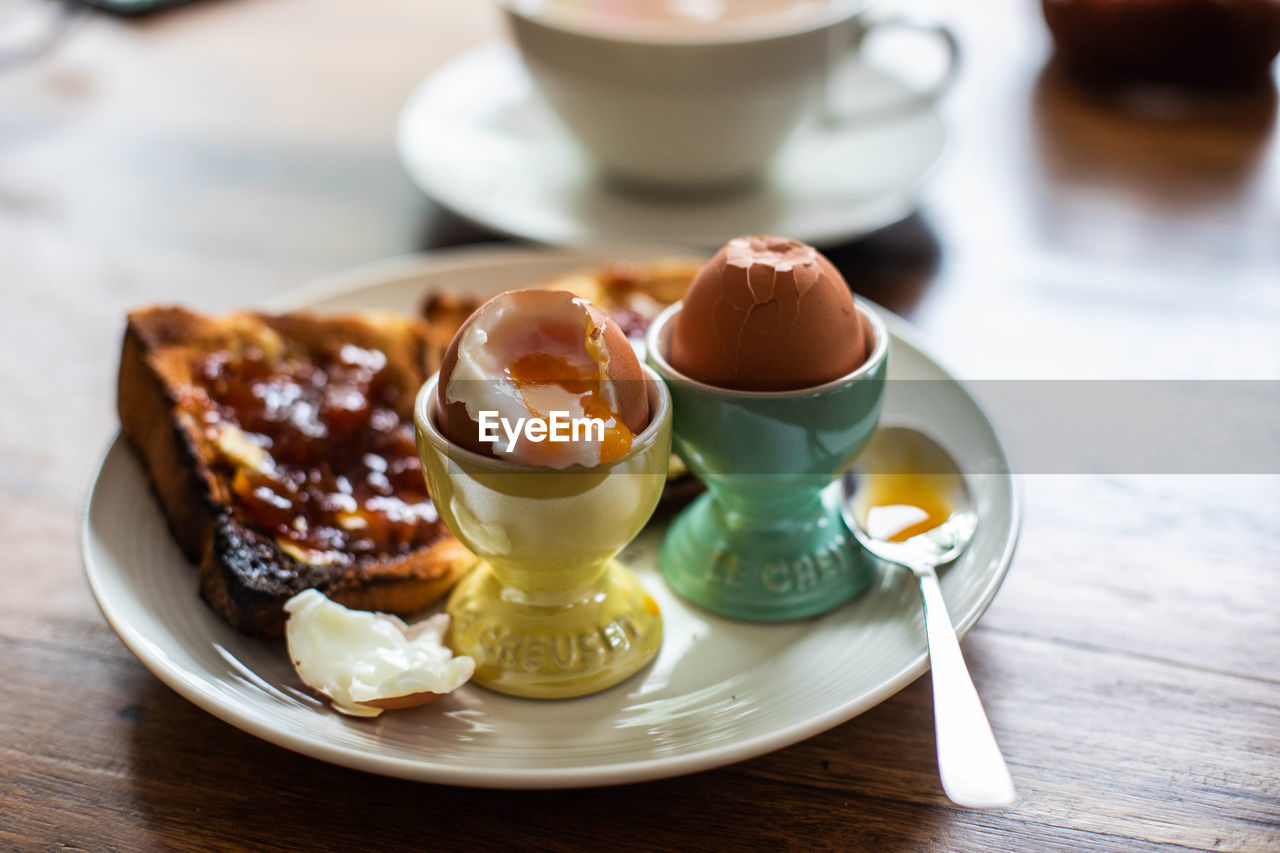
118 306 473 638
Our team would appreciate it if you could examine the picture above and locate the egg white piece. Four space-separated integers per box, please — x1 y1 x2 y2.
284 589 474 718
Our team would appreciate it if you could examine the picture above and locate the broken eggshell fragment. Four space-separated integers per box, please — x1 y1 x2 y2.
284 589 474 718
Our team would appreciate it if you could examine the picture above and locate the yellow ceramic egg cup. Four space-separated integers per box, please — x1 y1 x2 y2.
414 368 671 699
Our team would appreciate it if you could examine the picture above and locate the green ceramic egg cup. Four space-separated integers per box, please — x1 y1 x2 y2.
646 303 888 621
415 368 672 699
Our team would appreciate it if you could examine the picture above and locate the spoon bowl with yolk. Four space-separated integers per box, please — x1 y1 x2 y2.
842 425 972 561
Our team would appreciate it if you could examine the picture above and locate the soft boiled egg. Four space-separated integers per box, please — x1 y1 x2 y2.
669 235 872 392
284 589 474 717
436 289 649 468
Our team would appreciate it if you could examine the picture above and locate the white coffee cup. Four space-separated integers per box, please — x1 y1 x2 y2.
497 0 958 192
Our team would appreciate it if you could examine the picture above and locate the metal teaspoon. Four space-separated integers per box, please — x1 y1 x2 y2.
839 426 1015 809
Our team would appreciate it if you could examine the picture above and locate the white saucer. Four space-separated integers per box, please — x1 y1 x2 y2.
397 44 947 249
83 247 1016 789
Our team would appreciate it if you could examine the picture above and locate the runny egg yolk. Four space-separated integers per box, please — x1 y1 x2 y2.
862 472 954 543
505 351 635 464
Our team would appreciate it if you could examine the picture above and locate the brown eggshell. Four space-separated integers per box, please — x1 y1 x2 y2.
355 691 443 710
670 236 867 392
587 301 650 435
436 289 649 464
437 302 495 460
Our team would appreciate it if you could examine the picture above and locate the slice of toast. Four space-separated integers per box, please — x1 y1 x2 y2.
118 306 474 638
422 258 700 350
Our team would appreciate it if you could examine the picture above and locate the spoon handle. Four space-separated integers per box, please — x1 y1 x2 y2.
915 565 1016 808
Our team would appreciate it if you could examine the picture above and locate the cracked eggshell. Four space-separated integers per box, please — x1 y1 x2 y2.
670 236 868 392
435 289 649 463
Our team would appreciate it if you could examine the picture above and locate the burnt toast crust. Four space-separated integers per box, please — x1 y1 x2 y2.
118 306 473 639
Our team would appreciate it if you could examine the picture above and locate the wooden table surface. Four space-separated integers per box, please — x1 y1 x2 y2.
2 0 1277 850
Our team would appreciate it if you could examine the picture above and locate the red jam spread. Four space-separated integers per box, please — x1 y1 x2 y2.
185 342 441 566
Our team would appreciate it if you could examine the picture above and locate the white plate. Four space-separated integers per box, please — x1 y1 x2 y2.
397 43 947 249
83 246 1018 788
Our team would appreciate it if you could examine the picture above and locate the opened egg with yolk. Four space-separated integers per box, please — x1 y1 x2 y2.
436 289 650 469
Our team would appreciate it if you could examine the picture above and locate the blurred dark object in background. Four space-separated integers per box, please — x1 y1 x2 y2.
1042 0 1280 89
77 0 197 16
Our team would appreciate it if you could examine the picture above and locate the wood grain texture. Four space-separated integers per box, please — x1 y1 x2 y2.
1 0 1277 850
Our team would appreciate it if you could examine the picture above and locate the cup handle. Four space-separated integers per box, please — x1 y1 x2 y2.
822 16 960 127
